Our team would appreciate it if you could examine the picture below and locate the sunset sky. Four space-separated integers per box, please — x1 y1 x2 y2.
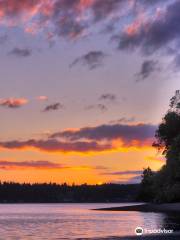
0 0 179 184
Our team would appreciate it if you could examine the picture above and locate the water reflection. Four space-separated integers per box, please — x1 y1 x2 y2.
0 204 179 239
161 212 180 232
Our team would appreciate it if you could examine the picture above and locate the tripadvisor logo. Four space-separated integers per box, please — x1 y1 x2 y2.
135 227 143 235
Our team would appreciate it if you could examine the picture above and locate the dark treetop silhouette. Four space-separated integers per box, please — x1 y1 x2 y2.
139 90 180 203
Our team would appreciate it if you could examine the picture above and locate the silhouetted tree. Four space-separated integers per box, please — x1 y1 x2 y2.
140 90 180 202
139 167 155 201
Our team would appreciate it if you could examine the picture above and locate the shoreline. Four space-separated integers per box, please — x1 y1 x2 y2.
93 202 180 213
77 232 180 239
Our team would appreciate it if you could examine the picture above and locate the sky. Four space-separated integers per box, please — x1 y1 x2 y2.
0 0 179 184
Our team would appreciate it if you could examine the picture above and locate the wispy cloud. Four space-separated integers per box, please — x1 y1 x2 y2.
0 0 177 73
9 47 32 57
36 96 48 101
43 103 63 112
0 98 28 108
0 160 63 170
99 93 117 102
0 160 107 171
70 51 107 70
0 139 111 153
109 117 135 124
136 60 160 81
118 1 180 55
85 104 108 112
0 0 128 40
101 170 143 176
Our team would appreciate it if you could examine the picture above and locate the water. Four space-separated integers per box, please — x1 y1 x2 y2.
0 203 179 239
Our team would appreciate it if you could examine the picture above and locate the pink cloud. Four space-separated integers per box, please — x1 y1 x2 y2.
36 96 48 101
0 98 28 108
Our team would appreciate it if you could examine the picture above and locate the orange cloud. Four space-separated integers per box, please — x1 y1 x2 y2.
0 139 111 153
0 123 156 154
36 95 48 101
125 20 142 36
0 138 153 155
0 98 28 108
0 159 106 171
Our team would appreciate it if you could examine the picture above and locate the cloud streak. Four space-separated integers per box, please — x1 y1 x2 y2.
50 123 157 144
0 98 28 108
0 160 107 171
9 48 32 57
136 60 160 81
36 96 48 101
0 160 63 170
70 51 107 70
85 104 108 112
109 117 135 124
101 170 143 176
0 139 111 153
43 103 63 112
99 93 116 102
0 123 156 154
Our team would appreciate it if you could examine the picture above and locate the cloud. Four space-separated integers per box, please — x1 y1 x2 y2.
91 0 125 22
0 139 111 153
36 96 48 101
0 160 63 170
101 170 143 175
109 117 135 124
101 170 143 184
136 60 160 81
70 51 107 70
0 0 171 53
50 123 157 145
0 0 42 18
138 0 166 6
43 102 63 112
0 0 121 41
0 98 28 108
118 1 180 55
85 104 108 112
110 175 142 184
0 0 170 62
9 47 32 57
0 159 107 171
0 122 156 154
99 93 116 102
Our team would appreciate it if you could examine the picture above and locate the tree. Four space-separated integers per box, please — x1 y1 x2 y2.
139 167 155 201
140 90 180 202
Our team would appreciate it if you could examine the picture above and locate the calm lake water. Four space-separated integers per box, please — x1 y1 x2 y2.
0 203 180 239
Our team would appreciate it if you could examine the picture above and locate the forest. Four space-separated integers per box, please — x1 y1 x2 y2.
0 182 140 203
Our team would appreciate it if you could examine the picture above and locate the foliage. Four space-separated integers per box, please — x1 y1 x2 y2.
138 167 155 201
140 90 180 202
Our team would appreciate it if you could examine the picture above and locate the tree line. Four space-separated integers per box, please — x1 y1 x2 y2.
0 182 140 203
